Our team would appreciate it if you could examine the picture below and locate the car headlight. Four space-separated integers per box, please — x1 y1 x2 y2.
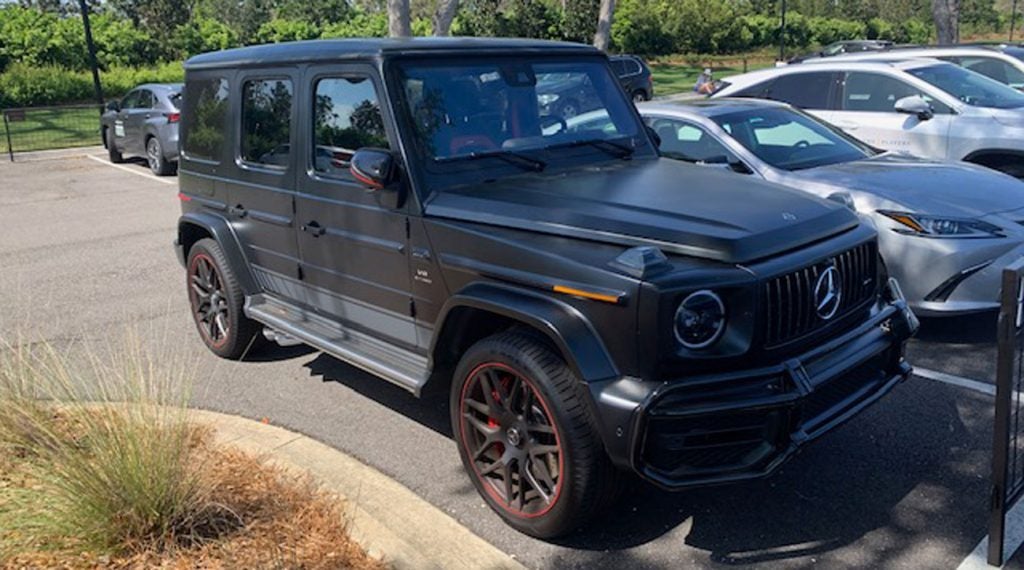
674 290 726 349
879 211 1004 238
537 93 560 106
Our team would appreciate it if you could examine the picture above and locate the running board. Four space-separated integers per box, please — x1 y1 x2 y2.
244 294 429 396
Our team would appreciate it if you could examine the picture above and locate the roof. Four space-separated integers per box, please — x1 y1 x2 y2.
185 37 601 70
640 97 789 118
724 58 946 82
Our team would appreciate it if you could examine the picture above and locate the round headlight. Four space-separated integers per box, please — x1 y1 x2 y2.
674 290 726 349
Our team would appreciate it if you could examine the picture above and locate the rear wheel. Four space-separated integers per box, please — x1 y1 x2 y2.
105 128 123 164
186 238 261 359
632 90 649 103
146 136 175 176
451 331 619 538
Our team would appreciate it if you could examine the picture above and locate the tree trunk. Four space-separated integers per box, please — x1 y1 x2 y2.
592 0 616 51
388 0 411 37
433 0 458 36
932 0 960 44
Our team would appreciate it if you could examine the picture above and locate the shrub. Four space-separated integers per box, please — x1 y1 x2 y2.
174 17 239 58
320 11 389 38
0 62 184 108
254 18 322 44
809 17 867 45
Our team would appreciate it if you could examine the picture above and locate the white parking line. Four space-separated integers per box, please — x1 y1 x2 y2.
913 366 996 396
85 154 175 185
958 497 1024 569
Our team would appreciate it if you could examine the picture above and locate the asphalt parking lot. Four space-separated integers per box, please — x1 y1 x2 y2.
0 152 1015 569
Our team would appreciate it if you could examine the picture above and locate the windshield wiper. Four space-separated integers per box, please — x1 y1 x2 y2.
436 149 546 172
548 138 635 159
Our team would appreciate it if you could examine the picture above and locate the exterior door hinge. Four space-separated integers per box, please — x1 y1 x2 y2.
405 217 411 239
409 298 417 318
296 264 304 281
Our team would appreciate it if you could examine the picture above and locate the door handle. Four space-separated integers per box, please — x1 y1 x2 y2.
229 204 247 218
301 221 326 237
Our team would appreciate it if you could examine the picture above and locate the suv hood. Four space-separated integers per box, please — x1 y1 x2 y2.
425 159 858 264
796 154 1024 217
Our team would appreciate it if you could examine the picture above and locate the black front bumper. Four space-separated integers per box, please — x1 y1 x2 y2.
590 299 916 490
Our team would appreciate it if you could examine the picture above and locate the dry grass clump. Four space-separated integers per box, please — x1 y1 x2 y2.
0 337 384 569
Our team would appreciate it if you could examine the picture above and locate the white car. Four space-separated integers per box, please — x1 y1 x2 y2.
804 46 1024 91
713 59 1024 178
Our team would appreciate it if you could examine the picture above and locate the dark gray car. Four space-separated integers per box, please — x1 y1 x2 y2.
101 83 182 176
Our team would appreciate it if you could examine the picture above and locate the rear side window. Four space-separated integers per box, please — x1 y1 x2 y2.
610 60 627 75
240 78 293 169
181 77 229 162
841 72 951 113
764 72 836 109
313 76 389 179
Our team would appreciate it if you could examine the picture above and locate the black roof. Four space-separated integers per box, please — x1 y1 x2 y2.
185 37 601 70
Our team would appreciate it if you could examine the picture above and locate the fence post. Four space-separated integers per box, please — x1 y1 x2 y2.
3 112 12 162
989 264 1024 566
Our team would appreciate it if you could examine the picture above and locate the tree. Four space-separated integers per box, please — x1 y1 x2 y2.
593 0 616 50
433 0 458 35
388 0 411 36
932 0 959 43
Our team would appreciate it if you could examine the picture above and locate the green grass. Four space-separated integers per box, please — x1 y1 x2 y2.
3 106 102 154
650 60 776 98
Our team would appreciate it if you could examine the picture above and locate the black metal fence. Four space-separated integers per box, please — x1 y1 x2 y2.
2 104 102 161
989 259 1024 565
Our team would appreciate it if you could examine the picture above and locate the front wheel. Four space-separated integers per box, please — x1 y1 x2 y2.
105 128 123 164
451 331 619 538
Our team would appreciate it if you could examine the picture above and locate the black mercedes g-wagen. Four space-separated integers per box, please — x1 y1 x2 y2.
175 38 918 538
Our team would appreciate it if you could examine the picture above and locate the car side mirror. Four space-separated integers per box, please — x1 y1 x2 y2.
106 101 120 112
894 95 934 121
350 148 396 191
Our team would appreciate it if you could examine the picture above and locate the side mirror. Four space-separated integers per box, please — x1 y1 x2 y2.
106 101 120 112
350 148 395 191
894 95 934 121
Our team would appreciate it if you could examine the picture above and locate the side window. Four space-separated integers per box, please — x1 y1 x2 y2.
627 59 642 75
842 72 950 113
240 78 293 169
312 76 389 179
181 77 229 162
959 57 1024 88
610 60 627 76
649 118 738 163
138 90 154 109
765 72 836 109
733 79 774 99
120 90 140 109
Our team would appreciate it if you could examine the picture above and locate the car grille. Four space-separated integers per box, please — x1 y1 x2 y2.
763 241 877 348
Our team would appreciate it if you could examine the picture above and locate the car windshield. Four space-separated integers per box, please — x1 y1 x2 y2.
393 58 643 167
713 107 874 171
906 63 1024 109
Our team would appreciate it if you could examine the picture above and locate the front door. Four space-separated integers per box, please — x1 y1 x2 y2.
829 71 954 160
294 65 417 349
226 70 302 299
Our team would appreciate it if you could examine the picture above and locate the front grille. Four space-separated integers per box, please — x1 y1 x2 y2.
763 241 877 348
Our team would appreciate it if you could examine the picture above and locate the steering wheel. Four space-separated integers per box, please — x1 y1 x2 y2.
794 140 811 149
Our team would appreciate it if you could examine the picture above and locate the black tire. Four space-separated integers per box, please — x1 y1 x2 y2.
632 90 649 103
105 128 124 164
186 238 262 360
146 136 175 176
450 331 619 538
557 99 580 120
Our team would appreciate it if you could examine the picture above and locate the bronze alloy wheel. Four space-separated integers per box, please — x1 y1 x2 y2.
188 253 230 349
459 362 563 517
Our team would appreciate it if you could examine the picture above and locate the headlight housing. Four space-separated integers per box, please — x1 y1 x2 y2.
537 93 560 106
879 211 1005 238
673 290 726 349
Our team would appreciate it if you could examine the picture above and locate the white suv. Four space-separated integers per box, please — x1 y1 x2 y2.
714 59 1024 177
811 46 1024 90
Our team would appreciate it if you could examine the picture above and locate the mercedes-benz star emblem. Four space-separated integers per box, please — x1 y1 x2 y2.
814 266 842 320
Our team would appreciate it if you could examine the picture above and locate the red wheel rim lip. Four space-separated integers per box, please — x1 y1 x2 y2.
188 252 229 349
459 361 565 519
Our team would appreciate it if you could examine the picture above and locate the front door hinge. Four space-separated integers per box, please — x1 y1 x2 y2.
409 298 417 318
405 217 411 239
296 264 304 281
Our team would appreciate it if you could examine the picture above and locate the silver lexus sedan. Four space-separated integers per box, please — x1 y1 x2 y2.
635 98 1024 316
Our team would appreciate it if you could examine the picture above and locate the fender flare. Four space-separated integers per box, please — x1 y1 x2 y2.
177 211 259 295
430 282 619 383
961 149 1024 164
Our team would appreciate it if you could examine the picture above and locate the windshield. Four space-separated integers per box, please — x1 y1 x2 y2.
393 58 644 168
907 63 1024 109
713 107 874 171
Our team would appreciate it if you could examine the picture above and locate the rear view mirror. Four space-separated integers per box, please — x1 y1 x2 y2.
894 95 934 121
350 148 395 191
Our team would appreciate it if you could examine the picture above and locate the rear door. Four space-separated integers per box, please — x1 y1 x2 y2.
113 90 141 152
293 65 417 347
225 70 303 300
123 89 154 154
759 71 841 124
833 71 954 159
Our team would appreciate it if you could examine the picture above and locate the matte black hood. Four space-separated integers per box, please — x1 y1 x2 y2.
424 158 858 264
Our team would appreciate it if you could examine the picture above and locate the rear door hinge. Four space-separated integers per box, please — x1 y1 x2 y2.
405 217 411 239
409 298 417 318
296 264 304 281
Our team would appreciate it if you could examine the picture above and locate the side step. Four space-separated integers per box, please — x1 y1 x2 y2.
245 294 429 396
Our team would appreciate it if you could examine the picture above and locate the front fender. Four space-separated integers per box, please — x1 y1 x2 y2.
431 282 619 384
177 211 259 295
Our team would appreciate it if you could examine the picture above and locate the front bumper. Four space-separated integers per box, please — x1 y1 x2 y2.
589 295 917 490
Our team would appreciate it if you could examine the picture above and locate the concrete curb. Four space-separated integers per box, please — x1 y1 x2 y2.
1 145 105 163
189 409 526 570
